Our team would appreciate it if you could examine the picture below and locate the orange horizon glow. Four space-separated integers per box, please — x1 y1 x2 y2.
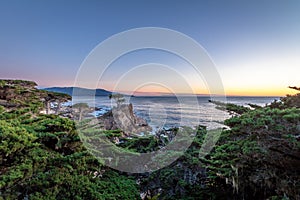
39 80 299 97
223 87 299 97
112 87 298 97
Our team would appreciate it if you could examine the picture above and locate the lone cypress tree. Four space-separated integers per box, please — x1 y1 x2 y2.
109 93 125 107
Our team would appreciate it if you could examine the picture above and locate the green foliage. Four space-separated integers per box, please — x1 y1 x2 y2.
25 168 139 200
136 126 231 199
209 100 250 115
206 92 300 199
0 120 37 159
0 80 5 87
270 93 300 109
0 106 5 114
0 79 37 87
118 135 161 153
109 93 125 106
73 102 89 109
0 109 140 199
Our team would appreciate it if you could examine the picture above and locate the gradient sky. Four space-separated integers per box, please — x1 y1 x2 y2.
0 0 299 96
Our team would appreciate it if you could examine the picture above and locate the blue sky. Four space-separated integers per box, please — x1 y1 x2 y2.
0 0 299 95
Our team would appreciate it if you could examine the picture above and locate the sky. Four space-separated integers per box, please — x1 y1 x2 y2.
0 0 299 96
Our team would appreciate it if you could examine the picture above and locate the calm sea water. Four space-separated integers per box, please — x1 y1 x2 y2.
72 96 280 130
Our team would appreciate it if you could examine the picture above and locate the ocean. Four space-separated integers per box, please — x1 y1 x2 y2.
72 96 280 131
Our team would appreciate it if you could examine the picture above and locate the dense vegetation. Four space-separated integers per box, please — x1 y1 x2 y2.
206 108 300 199
0 80 299 199
0 112 140 199
133 89 299 199
0 80 140 199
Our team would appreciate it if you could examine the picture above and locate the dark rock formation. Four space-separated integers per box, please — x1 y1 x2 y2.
98 103 152 135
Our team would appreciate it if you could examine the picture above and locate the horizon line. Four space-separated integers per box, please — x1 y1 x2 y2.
39 86 285 97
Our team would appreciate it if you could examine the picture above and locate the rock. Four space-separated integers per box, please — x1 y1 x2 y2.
98 103 152 136
135 117 148 126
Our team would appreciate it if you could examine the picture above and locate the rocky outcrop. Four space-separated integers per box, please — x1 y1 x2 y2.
0 79 71 113
98 103 152 135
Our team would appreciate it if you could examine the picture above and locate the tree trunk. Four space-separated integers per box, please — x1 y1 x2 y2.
46 101 50 114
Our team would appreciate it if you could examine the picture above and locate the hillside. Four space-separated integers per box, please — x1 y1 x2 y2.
0 79 70 113
42 87 112 96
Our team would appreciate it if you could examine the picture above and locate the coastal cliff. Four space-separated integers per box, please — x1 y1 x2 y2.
0 79 71 114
